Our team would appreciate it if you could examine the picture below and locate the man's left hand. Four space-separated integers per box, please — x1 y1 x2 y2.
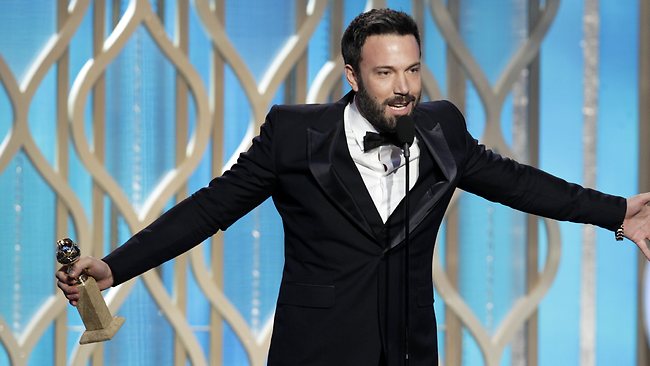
624 192 650 261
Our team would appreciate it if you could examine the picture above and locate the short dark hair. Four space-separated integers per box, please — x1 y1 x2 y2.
341 8 421 71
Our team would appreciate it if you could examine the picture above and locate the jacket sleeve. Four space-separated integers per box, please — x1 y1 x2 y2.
447 103 626 231
103 106 280 286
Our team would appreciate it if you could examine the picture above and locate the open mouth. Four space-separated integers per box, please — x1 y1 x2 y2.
385 96 416 112
388 102 410 111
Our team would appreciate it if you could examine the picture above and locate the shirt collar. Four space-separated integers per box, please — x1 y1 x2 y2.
344 95 378 153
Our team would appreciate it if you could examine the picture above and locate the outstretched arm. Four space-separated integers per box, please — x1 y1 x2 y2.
623 192 650 260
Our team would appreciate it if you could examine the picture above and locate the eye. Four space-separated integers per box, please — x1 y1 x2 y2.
408 66 420 74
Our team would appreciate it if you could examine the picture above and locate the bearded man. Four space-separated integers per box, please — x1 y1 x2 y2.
57 8 650 366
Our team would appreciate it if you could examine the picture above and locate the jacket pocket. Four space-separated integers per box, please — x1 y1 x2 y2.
277 282 336 308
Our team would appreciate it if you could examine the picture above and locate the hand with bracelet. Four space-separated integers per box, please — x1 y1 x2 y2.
621 192 650 260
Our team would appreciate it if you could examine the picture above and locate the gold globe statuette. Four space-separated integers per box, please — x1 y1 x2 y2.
56 238 125 344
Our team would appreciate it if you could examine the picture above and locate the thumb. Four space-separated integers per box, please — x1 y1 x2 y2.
627 193 650 218
639 192 650 205
68 256 96 279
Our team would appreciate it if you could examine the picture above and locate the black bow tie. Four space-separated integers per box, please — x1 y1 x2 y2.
363 131 401 152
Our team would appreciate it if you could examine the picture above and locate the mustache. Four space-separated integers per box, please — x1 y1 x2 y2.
383 94 417 105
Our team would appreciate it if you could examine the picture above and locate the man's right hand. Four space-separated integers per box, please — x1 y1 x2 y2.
55 256 114 306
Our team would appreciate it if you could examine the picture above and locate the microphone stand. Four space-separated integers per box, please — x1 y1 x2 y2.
402 142 411 366
394 114 414 364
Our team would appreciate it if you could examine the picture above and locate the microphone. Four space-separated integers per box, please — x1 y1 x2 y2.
395 115 415 158
395 114 414 365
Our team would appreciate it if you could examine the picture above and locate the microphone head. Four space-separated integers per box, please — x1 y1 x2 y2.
395 115 415 146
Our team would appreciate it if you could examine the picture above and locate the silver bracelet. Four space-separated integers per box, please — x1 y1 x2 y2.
615 224 625 241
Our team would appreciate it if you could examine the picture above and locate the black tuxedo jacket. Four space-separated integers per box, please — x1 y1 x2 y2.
104 92 625 365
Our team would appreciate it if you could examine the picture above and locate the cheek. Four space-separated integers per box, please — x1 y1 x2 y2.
362 76 392 98
368 86 393 104
408 75 422 92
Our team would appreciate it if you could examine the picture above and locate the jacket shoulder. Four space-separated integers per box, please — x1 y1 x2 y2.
415 100 466 127
414 100 469 144
265 101 345 134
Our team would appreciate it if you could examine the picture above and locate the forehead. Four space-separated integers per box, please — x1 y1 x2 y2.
360 34 420 68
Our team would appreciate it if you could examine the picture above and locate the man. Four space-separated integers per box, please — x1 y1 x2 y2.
57 8 650 366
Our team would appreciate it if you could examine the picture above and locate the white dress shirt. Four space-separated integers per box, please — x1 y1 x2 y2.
344 98 420 223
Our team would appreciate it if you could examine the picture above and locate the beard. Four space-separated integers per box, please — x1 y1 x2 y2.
354 78 419 133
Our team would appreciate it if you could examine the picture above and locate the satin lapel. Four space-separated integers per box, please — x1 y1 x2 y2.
416 121 457 184
385 120 458 251
307 98 381 242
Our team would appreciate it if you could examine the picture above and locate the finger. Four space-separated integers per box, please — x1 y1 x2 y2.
54 270 67 282
66 260 83 278
640 192 650 205
60 288 80 304
82 258 105 279
56 280 79 295
55 268 79 285
65 293 80 302
67 256 96 278
56 282 80 306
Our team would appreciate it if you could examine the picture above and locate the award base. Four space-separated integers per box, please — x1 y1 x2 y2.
76 276 125 344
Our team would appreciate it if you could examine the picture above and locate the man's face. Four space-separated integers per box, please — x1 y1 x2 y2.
345 34 422 132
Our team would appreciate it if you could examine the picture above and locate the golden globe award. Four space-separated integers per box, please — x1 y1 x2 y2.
56 238 125 344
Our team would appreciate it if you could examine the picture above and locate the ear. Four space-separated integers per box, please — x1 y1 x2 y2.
344 64 359 92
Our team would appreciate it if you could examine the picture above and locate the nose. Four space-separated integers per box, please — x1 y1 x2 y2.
393 72 410 96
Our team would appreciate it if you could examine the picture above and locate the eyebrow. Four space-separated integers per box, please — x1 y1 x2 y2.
374 62 421 71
